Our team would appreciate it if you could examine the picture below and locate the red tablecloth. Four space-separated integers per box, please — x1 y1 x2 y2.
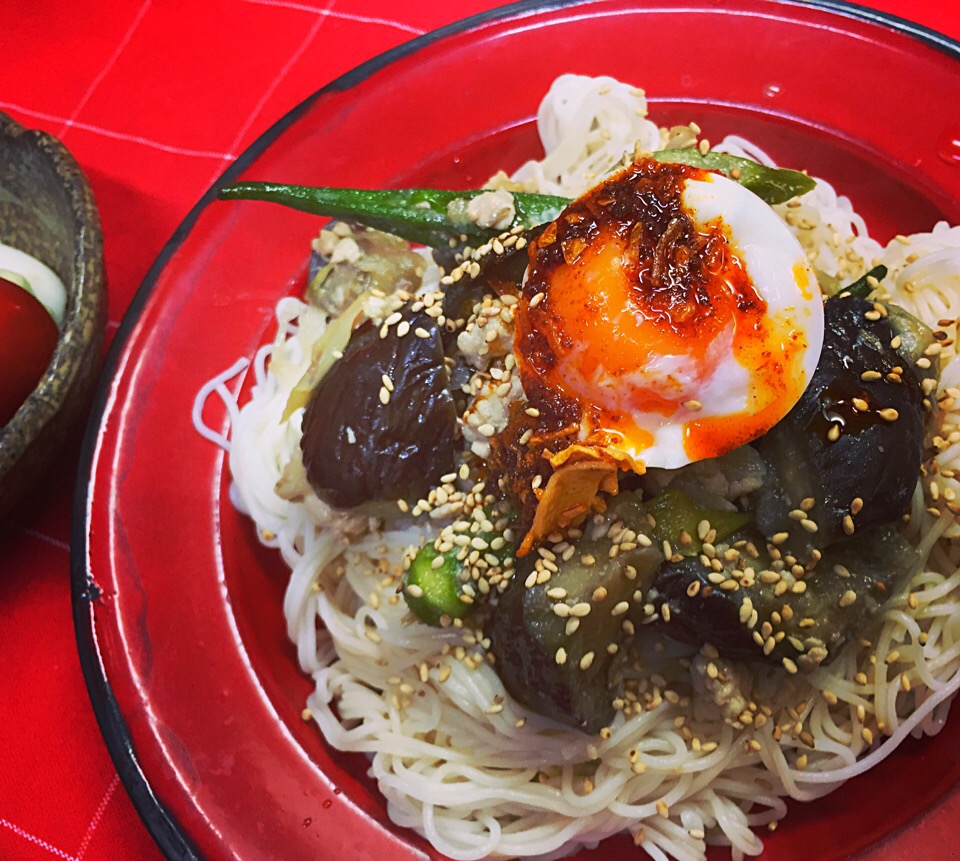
2 1 959 859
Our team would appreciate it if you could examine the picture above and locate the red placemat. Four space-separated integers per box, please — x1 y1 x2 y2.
1 1 958 859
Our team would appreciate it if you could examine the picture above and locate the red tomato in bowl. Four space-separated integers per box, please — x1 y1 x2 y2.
0 276 59 426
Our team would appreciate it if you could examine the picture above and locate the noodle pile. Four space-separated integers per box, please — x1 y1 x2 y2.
197 75 960 861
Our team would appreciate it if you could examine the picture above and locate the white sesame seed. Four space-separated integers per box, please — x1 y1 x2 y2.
838 589 857 607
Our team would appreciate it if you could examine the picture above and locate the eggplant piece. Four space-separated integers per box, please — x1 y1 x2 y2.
488 493 663 733
885 302 940 385
300 311 456 509
438 223 540 319
307 224 425 316
643 444 768 511
753 296 930 551
649 525 920 668
647 488 750 556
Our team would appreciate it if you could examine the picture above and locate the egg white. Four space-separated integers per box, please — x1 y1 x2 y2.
617 172 824 470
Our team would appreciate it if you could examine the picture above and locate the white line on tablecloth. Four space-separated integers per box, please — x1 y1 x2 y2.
0 818 77 861
58 0 155 141
206 2 331 186
8 525 70 554
75 774 119 860
242 0 426 35
0 102 233 160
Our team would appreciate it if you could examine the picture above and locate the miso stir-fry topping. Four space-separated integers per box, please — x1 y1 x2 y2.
210 74 960 861
232 152 943 733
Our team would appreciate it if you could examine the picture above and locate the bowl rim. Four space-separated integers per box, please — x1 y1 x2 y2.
0 111 105 483
70 1 960 860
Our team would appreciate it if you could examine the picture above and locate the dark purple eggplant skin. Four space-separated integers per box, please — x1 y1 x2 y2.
649 526 920 667
753 296 928 549
487 494 662 733
300 311 456 509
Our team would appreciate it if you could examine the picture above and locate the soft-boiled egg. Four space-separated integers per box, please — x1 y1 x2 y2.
514 157 824 472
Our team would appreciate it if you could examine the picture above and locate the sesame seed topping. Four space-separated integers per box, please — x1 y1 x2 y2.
838 589 857 607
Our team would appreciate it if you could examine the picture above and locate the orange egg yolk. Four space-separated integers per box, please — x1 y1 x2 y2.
514 158 810 467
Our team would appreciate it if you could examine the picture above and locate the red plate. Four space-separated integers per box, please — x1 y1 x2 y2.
73 1 960 859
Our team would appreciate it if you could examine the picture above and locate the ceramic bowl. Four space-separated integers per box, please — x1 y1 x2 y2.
0 112 105 517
